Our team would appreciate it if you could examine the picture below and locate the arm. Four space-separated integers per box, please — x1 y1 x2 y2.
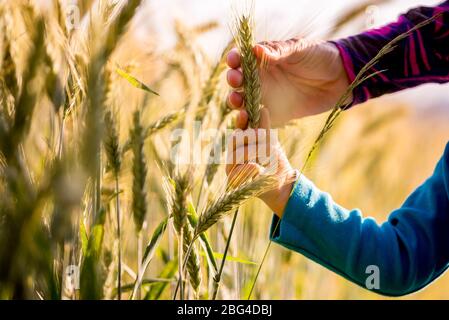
334 1 449 107
270 143 449 296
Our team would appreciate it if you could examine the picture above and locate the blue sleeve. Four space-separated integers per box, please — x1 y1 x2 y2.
270 142 449 296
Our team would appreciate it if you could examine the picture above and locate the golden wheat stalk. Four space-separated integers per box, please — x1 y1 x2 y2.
103 110 122 300
102 0 143 59
195 175 276 236
171 172 191 235
235 14 261 128
130 111 147 233
182 223 202 295
169 170 202 298
7 19 45 161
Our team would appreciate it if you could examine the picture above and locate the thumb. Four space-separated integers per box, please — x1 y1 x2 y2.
253 44 281 66
227 163 261 189
254 39 305 66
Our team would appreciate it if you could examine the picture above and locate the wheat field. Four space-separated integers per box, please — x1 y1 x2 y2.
0 0 448 300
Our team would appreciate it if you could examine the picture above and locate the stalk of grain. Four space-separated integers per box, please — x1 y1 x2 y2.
235 14 261 128
210 208 238 300
174 173 277 299
196 96 233 206
102 0 143 59
131 111 148 232
171 172 190 236
82 0 142 175
193 21 220 35
195 175 275 236
182 223 202 297
121 103 188 155
6 19 45 162
131 217 168 299
197 11 265 299
170 171 202 298
0 14 48 298
169 173 187 300
130 110 148 299
103 110 122 300
181 12 268 289
2 35 18 99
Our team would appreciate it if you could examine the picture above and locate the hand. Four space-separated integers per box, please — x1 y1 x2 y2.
227 39 351 127
226 108 296 217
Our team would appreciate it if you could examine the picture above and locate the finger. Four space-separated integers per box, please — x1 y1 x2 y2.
254 44 280 66
228 91 243 109
226 161 254 180
226 143 258 174
255 39 302 67
226 163 261 188
227 69 243 88
236 109 248 130
253 44 268 60
227 48 241 69
228 129 267 152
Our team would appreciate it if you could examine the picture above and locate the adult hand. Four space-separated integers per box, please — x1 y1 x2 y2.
227 39 351 127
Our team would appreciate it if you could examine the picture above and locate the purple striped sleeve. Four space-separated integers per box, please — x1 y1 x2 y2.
333 1 449 107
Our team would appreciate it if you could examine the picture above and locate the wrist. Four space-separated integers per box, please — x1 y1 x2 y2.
274 180 295 218
327 41 354 106
261 169 298 217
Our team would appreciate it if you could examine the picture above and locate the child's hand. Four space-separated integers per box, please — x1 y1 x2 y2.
226 108 297 217
227 39 351 127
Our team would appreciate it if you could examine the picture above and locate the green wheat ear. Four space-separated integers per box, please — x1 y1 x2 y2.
235 14 261 128
130 111 148 233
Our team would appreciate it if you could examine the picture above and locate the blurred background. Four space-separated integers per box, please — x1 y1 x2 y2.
1 0 448 299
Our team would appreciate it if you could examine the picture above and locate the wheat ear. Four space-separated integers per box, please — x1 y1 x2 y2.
103 110 122 300
235 14 261 128
182 223 202 295
130 111 147 233
195 175 276 236
170 171 202 298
